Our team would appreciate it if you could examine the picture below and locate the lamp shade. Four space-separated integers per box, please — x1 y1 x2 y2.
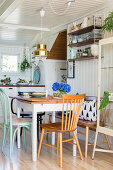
33 43 48 56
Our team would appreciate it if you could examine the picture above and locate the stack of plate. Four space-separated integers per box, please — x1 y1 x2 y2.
18 92 32 96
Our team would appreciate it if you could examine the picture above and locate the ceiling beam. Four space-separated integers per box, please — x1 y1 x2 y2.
0 0 24 21
0 23 50 31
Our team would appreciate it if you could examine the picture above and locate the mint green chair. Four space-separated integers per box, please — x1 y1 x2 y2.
0 88 32 159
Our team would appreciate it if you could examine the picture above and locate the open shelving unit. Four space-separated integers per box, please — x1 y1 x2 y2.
68 25 102 61
68 56 98 61
68 38 101 47
60 68 67 70
68 56 104 61
68 25 102 36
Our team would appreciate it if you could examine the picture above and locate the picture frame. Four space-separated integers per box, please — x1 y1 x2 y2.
67 60 75 78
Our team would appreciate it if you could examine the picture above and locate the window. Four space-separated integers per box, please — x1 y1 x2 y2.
2 54 18 72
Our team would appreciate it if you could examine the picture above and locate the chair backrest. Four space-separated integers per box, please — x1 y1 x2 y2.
0 88 12 125
62 94 85 131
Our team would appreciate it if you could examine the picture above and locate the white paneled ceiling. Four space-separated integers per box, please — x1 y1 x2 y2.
0 0 111 45
0 27 39 45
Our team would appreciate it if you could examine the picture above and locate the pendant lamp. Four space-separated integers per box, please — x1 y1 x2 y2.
33 9 49 57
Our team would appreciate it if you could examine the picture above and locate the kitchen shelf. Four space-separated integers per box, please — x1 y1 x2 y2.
68 56 101 61
60 68 67 70
68 38 101 47
0 84 45 87
68 25 102 36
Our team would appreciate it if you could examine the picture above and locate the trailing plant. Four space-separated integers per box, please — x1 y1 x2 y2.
20 48 32 72
102 11 113 32
20 57 31 72
99 91 110 110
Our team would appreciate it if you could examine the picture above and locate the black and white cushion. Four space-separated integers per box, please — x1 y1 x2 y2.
79 100 97 121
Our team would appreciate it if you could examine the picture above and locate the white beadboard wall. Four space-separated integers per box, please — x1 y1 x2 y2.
45 59 66 95
68 44 113 98
68 59 98 96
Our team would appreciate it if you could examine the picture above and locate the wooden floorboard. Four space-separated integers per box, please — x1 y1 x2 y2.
0 128 113 170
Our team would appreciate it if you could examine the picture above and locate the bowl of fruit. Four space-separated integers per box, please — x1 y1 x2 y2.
17 79 29 85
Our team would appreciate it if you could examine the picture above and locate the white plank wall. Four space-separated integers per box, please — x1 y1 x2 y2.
68 59 98 96
68 45 113 97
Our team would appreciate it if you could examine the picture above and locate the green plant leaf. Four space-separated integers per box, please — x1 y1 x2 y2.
20 58 32 72
99 91 110 110
102 11 113 32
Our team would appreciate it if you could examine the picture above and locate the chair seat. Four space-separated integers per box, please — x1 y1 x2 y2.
6 117 32 126
40 122 75 132
78 119 97 127
40 122 63 132
13 117 32 123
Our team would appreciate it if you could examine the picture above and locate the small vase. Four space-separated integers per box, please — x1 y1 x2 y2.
53 91 66 98
53 92 59 97
4 80 8 84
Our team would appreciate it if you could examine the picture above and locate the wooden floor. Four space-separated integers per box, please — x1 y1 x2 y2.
0 128 113 170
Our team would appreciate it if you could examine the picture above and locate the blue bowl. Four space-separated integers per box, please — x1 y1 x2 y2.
18 91 34 96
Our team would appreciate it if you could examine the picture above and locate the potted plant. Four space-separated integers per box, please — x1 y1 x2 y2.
20 58 32 72
20 48 32 72
102 11 113 32
52 82 71 98
0 75 11 84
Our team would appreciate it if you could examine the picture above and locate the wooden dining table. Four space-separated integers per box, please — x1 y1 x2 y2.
11 96 77 162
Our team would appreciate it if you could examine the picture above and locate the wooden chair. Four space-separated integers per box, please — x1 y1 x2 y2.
11 98 45 142
0 89 32 159
37 94 85 167
77 120 111 158
77 96 111 158
55 97 111 158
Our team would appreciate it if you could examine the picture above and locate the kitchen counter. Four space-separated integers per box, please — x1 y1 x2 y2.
0 84 45 87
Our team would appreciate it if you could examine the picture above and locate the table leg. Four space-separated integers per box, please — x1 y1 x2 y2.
32 105 37 162
85 126 89 158
17 107 21 148
73 129 77 156
37 115 39 142
52 111 55 145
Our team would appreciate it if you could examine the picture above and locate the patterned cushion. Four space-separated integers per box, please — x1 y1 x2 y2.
79 100 97 121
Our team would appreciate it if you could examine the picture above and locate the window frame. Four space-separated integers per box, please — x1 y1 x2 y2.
1 53 19 75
